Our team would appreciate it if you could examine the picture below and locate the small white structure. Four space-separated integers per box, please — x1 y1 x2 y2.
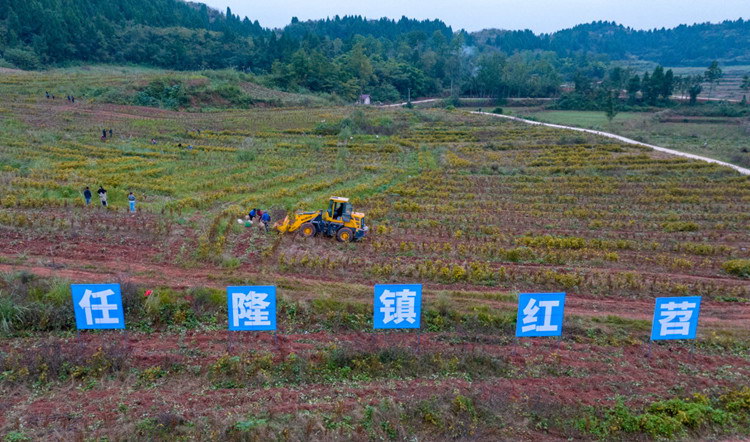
358 94 371 105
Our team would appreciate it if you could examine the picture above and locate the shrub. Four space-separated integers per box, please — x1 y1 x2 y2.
443 95 461 108
722 259 750 278
0 274 73 333
188 286 225 317
0 338 131 384
144 288 193 325
370 83 401 103
135 78 190 110
577 394 745 439
213 83 254 107
3 48 41 70
0 294 27 334
662 221 699 232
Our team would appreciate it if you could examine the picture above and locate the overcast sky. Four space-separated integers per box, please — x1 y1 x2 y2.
201 0 750 33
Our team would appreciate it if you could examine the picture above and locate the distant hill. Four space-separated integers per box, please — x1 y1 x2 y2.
0 0 267 69
475 20 750 66
1 0 748 102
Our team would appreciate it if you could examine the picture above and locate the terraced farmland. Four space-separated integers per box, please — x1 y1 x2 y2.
1 71 749 440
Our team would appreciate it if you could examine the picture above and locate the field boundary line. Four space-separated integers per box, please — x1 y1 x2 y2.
380 98 440 107
470 111 750 176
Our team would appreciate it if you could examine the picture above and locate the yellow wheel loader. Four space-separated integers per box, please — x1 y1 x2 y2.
275 196 368 242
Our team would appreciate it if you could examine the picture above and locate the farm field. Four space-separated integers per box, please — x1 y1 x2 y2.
622 63 750 102
505 107 750 167
1 70 750 440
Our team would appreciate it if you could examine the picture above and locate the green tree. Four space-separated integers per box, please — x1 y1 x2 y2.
445 33 466 97
3 47 40 69
641 72 652 104
345 43 374 93
573 70 592 93
626 74 640 103
741 75 750 92
605 89 618 122
704 61 723 99
476 52 506 98
645 66 664 105
687 75 703 105
661 69 674 100
607 66 627 91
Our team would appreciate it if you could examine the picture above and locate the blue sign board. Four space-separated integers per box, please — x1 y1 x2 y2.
515 292 566 337
374 284 422 329
71 284 125 330
651 296 701 341
227 286 277 331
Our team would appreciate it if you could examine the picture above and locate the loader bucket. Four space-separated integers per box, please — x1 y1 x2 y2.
275 216 291 233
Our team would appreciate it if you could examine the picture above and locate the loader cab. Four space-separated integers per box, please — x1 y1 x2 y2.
327 197 352 223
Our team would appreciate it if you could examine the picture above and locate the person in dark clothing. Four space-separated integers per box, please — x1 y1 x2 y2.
72 96 75 103
97 186 108 207
102 129 107 139
109 129 113 137
45 91 50 99
83 186 92 205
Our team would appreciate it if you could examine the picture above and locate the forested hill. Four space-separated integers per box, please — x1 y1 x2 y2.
0 0 454 70
1 0 748 102
0 0 268 67
282 15 453 41
479 20 750 66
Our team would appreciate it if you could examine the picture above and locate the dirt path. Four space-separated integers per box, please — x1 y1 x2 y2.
470 111 750 176
380 98 440 107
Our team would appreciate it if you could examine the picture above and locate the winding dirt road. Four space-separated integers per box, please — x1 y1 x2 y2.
471 110 750 176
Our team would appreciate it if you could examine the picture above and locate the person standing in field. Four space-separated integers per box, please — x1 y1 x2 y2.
261 211 271 232
97 186 108 207
83 186 92 206
102 129 107 139
128 191 136 213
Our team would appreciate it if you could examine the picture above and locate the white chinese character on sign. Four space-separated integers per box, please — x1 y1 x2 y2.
233 291 271 327
379 289 417 324
521 298 560 333
658 301 696 336
78 289 120 326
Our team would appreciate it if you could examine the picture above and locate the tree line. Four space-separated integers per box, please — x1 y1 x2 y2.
0 0 747 103
556 62 732 115
485 20 750 66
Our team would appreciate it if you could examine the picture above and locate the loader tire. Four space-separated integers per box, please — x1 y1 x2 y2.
336 227 353 242
299 223 316 238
